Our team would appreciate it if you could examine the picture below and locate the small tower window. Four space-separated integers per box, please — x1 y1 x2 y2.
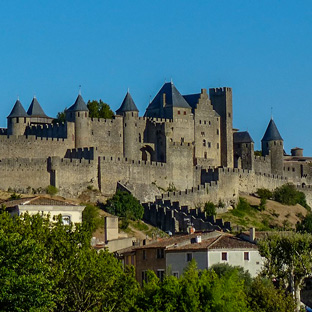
78 112 80 117
178 110 180 115
217 143 219 149
24 117 26 123
204 152 207 159
208 142 211 148
16 117 19 123
183 111 186 115
217 129 219 135
203 140 206 147
139 133 141 143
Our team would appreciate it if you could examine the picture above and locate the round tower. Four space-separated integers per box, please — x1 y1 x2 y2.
66 94 89 148
7 99 30 135
261 118 284 175
116 91 139 160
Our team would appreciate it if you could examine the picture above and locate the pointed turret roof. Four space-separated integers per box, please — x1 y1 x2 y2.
146 82 191 111
116 92 139 115
262 118 283 141
67 94 88 112
7 99 28 118
27 97 48 117
233 131 254 143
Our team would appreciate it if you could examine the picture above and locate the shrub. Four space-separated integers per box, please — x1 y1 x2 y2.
82 204 102 233
204 201 216 216
257 188 272 200
259 197 266 211
46 185 58 196
10 192 21 200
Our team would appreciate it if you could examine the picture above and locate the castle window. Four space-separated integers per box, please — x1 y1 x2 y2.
280 142 282 145
209 121 211 125
85 112 87 117
204 152 207 159
274 141 276 146
135 123 137 127
16 117 19 123
91 131 94 135
178 110 180 115
125 123 127 127
208 142 211 148
78 112 80 117
108 131 110 136
139 134 142 143
217 129 219 135
203 140 206 147
228 113 231 118
24 117 26 123
217 143 219 149
288 167 290 171
204 121 206 125
292 168 295 172
184 111 186 115
201 132 205 136
199 120 202 124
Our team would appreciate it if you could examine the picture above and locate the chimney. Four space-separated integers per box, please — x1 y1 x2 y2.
250 228 255 242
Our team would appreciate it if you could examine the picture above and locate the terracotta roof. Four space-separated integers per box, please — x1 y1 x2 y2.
209 235 258 249
166 236 220 251
2 196 79 208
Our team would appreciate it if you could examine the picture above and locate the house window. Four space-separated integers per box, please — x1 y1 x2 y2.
173 271 179 278
186 253 193 262
143 250 147 260
131 255 135 265
62 215 71 225
157 249 164 259
222 252 227 261
142 271 148 283
244 252 249 261
157 269 165 282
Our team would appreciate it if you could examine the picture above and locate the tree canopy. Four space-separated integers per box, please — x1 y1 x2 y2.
258 232 312 312
87 99 114 119
0 212 138 311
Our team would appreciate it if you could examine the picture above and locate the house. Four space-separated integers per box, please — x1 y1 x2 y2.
3 195 84 224
121 230 263 285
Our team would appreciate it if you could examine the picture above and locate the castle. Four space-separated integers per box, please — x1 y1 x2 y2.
1 81 312 209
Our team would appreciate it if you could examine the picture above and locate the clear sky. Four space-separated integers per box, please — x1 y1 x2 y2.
0 1 311 154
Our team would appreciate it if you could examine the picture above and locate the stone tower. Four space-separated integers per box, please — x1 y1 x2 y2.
116 91 139 160
7 99 29 135
209 87 233 168
233 131 254 170
261 118 284 175
66 94 89 148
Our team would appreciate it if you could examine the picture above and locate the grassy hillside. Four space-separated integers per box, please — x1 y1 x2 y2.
218 193 309 231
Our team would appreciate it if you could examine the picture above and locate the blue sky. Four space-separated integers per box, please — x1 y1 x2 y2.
0 1 311 154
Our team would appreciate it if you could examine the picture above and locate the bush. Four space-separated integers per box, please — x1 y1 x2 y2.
257 188 272 200
259 197 266 211
204 201 216 216
82 204 102 233
9 192 21 200
273 183 310 209
105 190 144 221
46 185 58 196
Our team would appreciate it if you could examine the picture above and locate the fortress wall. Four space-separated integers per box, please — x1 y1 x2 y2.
296 185 312 207
169 117 194 143
26 122 68 138
254 156 271 175
0 158 50 192
166 142 194 190
89 117 123 156
99 156 168 196
64 147 97 160
51 157 98 197
0 135 74 159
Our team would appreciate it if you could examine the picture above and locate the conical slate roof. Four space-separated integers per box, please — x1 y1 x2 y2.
27 97 48 117
146 82 191 111
262 119 283 141
67 94 88 112
233 131 254 143
116 92 139 115
7 100 28 118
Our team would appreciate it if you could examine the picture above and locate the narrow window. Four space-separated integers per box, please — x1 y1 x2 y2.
222 252 227 261
217 143 219 149
142 271 147 283
16 117 19 123
186 253 193 262
78 112 80 117
178 110 180 115
208 142 211 148
157 270 165 282
204 152 207 159
24 117 26 123
143 250 146 260
85 112 87 117
217 129 219 135
173 271 179 278
244 252 249 261
203 140 206 147
183 111 186 115
157 249 164 259
228 113 231 118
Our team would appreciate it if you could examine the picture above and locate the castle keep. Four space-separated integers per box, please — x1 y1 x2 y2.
1 82 312 210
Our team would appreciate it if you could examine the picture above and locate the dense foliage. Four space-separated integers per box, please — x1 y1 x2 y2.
258 232 312 312
273 183 310 209
87 99 114 119
105 190 144 221
296 213 312 234
82 203 103 233
204 201 216 216
0 212 138 311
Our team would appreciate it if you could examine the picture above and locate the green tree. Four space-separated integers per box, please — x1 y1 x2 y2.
204 201 216 217
258 232 312 312
53 109 66 124
0 211 138 311
87 99 114 119
105 190 144 221
82 203 103 233
296 213 312 234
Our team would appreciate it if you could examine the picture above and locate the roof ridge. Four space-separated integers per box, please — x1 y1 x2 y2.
206 233 223 249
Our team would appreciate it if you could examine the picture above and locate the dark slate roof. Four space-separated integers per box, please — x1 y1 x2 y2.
261 119 283 141
183 93 201 109
116 92 139 115
67 94 88 112
27 97 48 117
146 82 191 111
7 100 28 118
233 131 254 143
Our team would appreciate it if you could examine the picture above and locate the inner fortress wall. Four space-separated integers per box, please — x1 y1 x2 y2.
0 135 74 159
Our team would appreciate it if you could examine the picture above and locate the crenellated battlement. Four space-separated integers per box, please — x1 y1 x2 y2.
209 87 232 96
101 155 166 167
65 147 97 160
26 122 68 138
